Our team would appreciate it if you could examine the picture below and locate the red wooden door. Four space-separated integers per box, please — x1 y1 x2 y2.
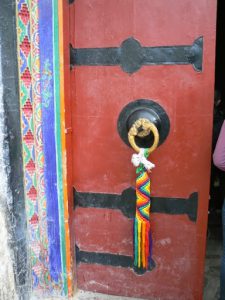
69 1 217 299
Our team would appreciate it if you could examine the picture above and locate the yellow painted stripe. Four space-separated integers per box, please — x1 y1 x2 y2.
58 0 73 296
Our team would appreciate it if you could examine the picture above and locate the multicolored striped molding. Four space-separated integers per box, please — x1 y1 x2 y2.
16 0 73 296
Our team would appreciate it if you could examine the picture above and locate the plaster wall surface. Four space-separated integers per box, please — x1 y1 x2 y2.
0 43 18 300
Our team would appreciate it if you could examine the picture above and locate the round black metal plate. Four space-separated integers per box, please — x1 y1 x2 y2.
117 99 170 149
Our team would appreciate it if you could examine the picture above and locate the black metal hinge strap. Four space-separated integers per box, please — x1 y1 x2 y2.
72 47 119 66
75 245 156 275
70 37 203 73
74 187 198 222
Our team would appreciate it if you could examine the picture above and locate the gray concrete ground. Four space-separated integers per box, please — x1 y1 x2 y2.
203 213 222 300
76 291 142 300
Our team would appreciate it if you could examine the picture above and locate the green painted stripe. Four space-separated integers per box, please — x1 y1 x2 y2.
52 0 68 296
134 219 138 266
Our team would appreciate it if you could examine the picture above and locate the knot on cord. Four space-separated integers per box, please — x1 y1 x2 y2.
131 148 155 171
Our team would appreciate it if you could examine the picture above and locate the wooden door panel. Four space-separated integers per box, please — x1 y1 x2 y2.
69 1 216 298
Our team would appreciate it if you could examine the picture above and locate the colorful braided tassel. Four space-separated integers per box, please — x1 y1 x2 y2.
133 149 152 270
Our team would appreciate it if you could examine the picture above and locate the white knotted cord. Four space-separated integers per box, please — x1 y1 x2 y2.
131 148 155 171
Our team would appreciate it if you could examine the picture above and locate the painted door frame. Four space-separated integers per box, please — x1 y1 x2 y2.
16 0 74 297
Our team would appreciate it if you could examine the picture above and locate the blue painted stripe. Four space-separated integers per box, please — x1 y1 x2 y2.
39 0 62 284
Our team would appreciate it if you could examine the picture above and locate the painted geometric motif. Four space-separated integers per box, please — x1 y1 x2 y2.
16 0 50 292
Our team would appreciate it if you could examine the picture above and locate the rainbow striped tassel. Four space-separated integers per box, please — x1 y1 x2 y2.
134 156 152 270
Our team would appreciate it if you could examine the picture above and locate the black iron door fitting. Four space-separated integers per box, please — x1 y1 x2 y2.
70 37 203 74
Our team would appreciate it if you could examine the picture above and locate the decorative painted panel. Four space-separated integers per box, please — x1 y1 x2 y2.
16 0 72 296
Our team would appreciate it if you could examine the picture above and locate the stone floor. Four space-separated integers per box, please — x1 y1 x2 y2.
76 291 142 300
203 211 223 300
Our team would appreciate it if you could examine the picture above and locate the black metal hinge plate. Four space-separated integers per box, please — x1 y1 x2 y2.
74 187 198 222
76 245 156 275
70 37 203 74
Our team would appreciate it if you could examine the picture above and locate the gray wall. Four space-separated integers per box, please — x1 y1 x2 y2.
0 1 29 299
0 39 18 300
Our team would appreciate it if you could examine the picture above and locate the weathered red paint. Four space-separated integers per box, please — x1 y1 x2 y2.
69 1 217 298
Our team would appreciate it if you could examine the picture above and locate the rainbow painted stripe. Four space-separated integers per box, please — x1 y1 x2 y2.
134 150 152 269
